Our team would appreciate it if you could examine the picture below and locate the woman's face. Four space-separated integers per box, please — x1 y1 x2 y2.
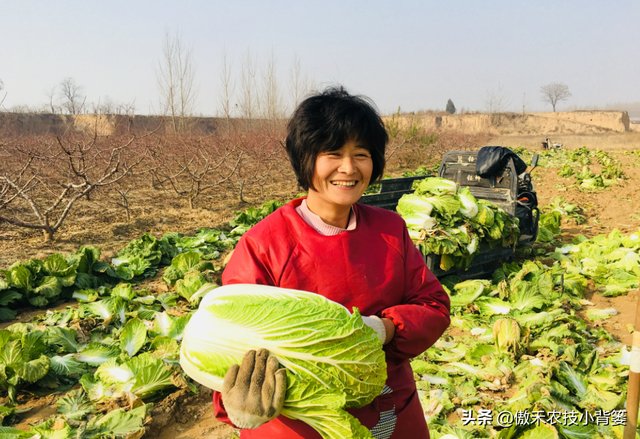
308 138 373 213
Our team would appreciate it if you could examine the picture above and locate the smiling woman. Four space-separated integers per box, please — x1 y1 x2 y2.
212 86 450 439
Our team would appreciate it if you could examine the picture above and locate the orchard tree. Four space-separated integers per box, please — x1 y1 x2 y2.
446 99 456 114
540 82 571 112
0 131 145 242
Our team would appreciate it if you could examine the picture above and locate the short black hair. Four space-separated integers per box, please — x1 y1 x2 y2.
285 86 388 191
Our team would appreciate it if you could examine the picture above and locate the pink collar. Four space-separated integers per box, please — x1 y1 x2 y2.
295 199 357 236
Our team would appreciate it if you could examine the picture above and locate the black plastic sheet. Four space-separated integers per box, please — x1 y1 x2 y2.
476 146 527 177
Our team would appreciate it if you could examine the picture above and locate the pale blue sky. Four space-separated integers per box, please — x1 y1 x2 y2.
1 1 638 116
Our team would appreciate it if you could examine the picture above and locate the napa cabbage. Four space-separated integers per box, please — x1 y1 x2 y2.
456 187 478 219
396 193 434 216
180 284 387 439
416 177 458 196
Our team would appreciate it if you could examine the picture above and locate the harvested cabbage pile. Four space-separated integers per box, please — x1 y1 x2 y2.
180 284 387 439
397 177 520 271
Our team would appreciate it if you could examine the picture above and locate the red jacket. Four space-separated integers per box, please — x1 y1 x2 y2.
214 198 450 439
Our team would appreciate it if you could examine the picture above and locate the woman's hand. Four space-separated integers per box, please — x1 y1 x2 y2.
222 349 287 429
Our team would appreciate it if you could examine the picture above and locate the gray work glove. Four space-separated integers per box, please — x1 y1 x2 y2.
222 349 287 429
361 315 386 344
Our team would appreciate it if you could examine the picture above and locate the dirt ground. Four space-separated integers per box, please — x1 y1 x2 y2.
1 134 640 436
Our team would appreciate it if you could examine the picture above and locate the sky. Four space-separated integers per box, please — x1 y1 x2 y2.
1 1 639 117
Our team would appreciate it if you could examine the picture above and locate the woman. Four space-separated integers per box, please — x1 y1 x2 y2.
213 86 450 438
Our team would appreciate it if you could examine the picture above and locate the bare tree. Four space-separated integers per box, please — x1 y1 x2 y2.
59 77 85 114
156 27 198 134
91 96 136 115
261 49 284 124
92 97 115 114
117 100 136 115
218 48 235 120
288 54 315 114
44 85 58 114
239 48 259 124
540 82 572 112
288 53 305 111
484 84 511 126
0 78 7 109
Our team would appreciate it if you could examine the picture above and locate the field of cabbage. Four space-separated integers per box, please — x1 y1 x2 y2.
1 146 640 438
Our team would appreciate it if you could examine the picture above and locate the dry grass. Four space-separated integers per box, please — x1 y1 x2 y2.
487 132 640 151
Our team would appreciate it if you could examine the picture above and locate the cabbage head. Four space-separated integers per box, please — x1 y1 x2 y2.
456 187 478 219
416 177 458 196
403 212 437 231
180 284 387 439
397 193 434 216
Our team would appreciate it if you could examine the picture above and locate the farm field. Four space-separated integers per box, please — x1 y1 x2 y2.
1 131 640 438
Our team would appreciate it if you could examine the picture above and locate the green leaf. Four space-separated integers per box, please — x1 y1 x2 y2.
45 327 79 353
519 424 559 439
67 245 101 274
0 340 26 365
156 293 178 310
95 357 135 386
476 297 512 316
127 353 175 399
28 295 49 307
120 318 147 357
0 426 35 438
56 389 96 420
509 280 545 312
79 373 114 401
5 266 32 291
281 378 373 439
175 271 207 302
30 419 74 439
585 308 617 321
91 261 110 273
91 404 150 436
0 307 17 321
0 289 21 307
173 251 201 273
149 336 179 360
73 343 121 366
43 253 76 278
161 265 183 286
21 331 47 360
72 289 99 303
111 283 135 300
74 272 99 290
49 355 89 377
13 354 50 383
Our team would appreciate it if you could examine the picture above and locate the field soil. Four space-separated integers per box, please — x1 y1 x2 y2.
1 133 640 437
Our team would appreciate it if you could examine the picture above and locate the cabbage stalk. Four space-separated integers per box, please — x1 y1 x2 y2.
180 284 387 439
